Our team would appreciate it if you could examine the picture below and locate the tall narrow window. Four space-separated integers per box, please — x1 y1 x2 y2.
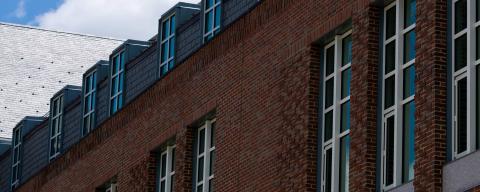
195 119 216 192
160 14 176 77
382 0 416 189
451 0 480 159
321 31 351 192
11 128 21 186
110 51 125 115
50 95 64 159
83 71 97 136
204 0 221 42
159 145 176 192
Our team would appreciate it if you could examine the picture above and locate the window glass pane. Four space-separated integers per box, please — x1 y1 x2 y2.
404 30 416 63
386 7 396 39
342 35 352 66
210 122 216 147
171 148 176 171
324 111 333 142
170 175 175 192
402 101 415 182
339 135 350 192
457 77 468 154
206 0 214 9
112 56 118 75
171 16 176 35
161 154 167 177
478 0 480 22
209 150 215 176
325 46 335 76
478 66 480 149
169 37 175 59
455 0 467 34
209 179 214 192
340 101 350 133
205 11 213 32
325 79 334 108
341 68 351 99
403 65 415 99
477 27 480 60
385 41 396 74
198 156 204 182
215 6 221 28
455 34 467 71
162 42 168 63
324 148 332 192
120 52 125 70
162 20 169 39
385 116 395 186
385 76 395 109
404 0 416 28
197 185 203 192
160 180 165 192
199 129 205 154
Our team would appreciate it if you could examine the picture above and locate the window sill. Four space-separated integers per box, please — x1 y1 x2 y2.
444 149 480 192
386 181 413 192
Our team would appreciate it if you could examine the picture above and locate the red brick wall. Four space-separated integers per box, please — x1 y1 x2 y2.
414 0 448 191
17 0 367 191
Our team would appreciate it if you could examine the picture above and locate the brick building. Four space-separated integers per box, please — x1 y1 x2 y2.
0 0 479 191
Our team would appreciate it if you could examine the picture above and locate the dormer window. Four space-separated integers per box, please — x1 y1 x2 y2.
110 51 125 115
83 71 97 136
204 0 221 42
49 95 64 159
11 128 21 187
160 14 176 77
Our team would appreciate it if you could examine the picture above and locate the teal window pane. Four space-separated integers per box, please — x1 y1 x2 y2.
457 77 468 154
404 0 416 28
340 101 350 133
162 20 169 39
403 65 415 99
325 79 334 108
162 42 168 63
112 56 118 75
342 35 352 66
339 135 350 192
169 37 175 59
455 34 467 71
325 46 335 76
170 16 176 34
385 116 395 186
325 148 333 192
215 6 221 28
206 0 214 9
324 111 333 142
341 68 351 99
404 30 416 64
402 101 415 182
386 7 396 39
385 41 396 74
205 11 213 32
385 76 395 109
455 0 467 34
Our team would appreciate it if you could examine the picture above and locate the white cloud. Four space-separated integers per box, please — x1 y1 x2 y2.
34 0 199 40
14 0 26 18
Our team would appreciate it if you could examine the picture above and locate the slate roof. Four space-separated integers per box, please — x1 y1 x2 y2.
0 22 124 138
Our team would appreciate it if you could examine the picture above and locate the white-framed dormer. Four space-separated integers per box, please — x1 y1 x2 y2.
49 94 64 160
82 70 97 136
160 13 176 77
320 30 352 192
451 0 480 160
203 0 221 42
381 0 416 190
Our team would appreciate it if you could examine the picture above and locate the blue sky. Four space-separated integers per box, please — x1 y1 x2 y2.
0 0 62 25
0 0 198 39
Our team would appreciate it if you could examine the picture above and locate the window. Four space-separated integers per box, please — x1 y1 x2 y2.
321 31 351 192
381 0 416 189
451 0 480 159
195 119 216 192
204 0 221 42
83 71 97 136
160 14 176 77
11 128 21 186
159 145 176 192
110 51 125 115
49 95 64 159
106 183 117 192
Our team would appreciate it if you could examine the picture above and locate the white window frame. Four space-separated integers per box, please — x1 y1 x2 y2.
82 70 97 136
320 31 351 192
110 51 125 115
381 0 416 190
160 14 176 77
451 0 478 159
195 119 216 192
203 0 221 42
11 128 21 187
159 145 176 192
49 95 64 160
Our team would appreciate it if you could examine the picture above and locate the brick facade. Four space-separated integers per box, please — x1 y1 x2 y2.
5 0 469 191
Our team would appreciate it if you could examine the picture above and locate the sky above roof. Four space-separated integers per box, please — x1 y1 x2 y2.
0 0 198 40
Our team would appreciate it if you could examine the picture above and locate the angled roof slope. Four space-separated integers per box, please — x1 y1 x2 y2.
0 22 124 138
